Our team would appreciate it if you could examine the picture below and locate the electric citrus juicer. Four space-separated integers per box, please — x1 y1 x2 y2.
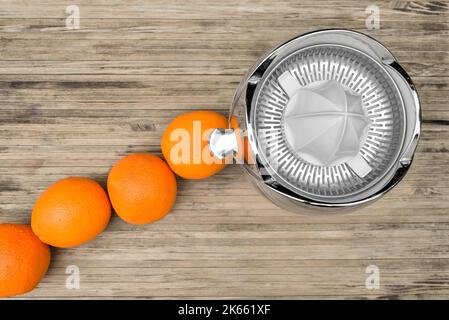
209 29 421 213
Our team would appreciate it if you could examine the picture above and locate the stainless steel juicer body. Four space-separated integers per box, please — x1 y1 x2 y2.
210 29 421 213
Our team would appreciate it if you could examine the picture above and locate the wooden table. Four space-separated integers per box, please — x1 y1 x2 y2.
0 0 448 299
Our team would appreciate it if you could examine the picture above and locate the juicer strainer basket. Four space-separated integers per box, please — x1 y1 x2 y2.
210 29 421 213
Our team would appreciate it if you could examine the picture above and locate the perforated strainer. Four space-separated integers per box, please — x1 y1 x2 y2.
210 30 421 213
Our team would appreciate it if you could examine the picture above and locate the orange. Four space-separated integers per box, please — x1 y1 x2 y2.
107 153 177 225
161 110 228 179
31 177 111 248
0 224 51 297
243 136 254 164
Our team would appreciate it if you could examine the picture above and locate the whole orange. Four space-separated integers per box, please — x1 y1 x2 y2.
107 153 177 225
31 177 111 248
0 224 51 297
161 110 228 179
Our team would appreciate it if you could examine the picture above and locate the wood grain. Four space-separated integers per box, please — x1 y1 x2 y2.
0 0 448 299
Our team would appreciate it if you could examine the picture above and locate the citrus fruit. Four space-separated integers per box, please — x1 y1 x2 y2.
107 153 177 225
0 224 51 297
161 110 228 179
31 177 111 248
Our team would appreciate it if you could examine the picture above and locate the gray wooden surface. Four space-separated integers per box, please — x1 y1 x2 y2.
0 0 448 299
